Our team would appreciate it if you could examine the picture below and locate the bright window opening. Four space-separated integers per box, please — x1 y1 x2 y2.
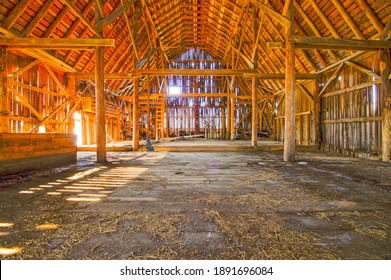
169 86 181 95
38 125 46 133
74 112 82 146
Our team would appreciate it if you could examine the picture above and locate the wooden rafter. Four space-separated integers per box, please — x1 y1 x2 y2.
249 0 291 29
21 0 54 38
96 0 137 32
62 0 102 38
355 0 384 34
344 61 381 80
330 0 365 39
141 0 170 63
318 63 344 97
1 0 30 30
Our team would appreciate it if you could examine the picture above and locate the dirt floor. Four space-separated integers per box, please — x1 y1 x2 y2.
0 139 390 260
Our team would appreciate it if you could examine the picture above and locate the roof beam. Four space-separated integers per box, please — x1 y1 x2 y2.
21 0 54 37
330 0 365 39
0 27 76 73
0 38 115 49
1 0 29 29
96 0 137 32
141 0 170 63
380 19 391 40
355 0 384 34
249 0 291 29
243 73 319 79
72 69 257 79
62 0 102 38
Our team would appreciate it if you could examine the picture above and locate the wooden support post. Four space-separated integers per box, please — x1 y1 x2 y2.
194 97 200 134
283 0 296 162
95 46 106 160
314 80 322 148
252 77 258 146
380 49 391 162
230 97 235 141
0 46 10 132
164 98 169 138
226 98 231 140
383 106 391 162
82 114 87 145
67 74 76 134
95 4 106 162
116 110 121 141
146 78 151 136
133 78 139 150
221 105 226 139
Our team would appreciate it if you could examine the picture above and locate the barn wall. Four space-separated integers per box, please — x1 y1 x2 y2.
274 80 316 146
0 133 76 175
2 52 122 144
319 53 383 158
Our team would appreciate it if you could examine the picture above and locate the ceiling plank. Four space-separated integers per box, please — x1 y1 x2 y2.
330 0 365 39
21 0 54 37
44 6 69 38
355 0 384 34
1 0 30 30
307 0 343 39
62 0 102 38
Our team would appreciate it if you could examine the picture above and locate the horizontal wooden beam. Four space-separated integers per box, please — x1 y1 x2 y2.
0 27 76 73
0 38 115 49
267 36 391 50
133 69 257 76
243 73 320 79
118 93 275 100
73 69 257 79
71 72 135 79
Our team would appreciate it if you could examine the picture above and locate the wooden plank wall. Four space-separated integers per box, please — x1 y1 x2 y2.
0 133 76 175
4 52 122 144
274 81 316 145
320 54 382 157
6 53 67 133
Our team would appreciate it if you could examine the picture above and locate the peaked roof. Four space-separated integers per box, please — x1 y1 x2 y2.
0 0 390 94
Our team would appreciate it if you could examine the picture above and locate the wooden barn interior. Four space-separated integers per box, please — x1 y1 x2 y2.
0 0 391 260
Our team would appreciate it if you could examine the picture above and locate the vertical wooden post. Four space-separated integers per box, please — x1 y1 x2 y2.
380 49 391 162
95 48 106 161
0 46 10 133
146 77 151 136
67 74 76 134
133 78 139 150
314 80 322 148
283 0 296 162
95 4 106 162
252 77 258 146
226 97 231 139
116 110 121 141
221 105 226 139
230 97 235 140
